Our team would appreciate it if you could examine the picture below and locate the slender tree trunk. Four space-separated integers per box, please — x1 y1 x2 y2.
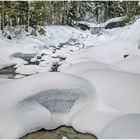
1 1 4 31
95 2 99 23
27 1 30 31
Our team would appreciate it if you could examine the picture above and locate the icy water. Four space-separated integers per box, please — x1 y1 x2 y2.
23 126 97 139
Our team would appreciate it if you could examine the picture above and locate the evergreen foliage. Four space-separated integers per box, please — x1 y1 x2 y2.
0 1 139 36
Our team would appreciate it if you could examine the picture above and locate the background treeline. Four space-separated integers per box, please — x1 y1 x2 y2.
0 1 140 35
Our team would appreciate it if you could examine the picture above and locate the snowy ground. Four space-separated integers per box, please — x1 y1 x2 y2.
0 18 140 138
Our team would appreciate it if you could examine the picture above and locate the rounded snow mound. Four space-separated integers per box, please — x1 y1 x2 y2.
15 64 51 75
79 70 140 113
0 72 95 138
117 55 140 74
64 45 123 64
67 69 140 138
99 114 140 139
128 18 140 42
61 61 121 75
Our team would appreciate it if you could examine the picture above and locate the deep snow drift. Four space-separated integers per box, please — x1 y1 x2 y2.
99 114 140 139
0 18 140 138
0 72 95 138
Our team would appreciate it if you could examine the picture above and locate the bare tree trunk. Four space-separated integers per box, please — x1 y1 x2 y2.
1 1 4 31
27 1 30 31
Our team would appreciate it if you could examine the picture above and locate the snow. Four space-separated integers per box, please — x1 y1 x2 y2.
71 106 122 137
0 48 28 69
77 16 126 28
0 18 140 138
77 21 98 28
116 55 140 74
78 70 140 113
126 18 140 43
60 18 140 69
15 65 51 75
100 16 126 27
99 114 140 139
61 44 124 65
45 26 86 46
60 61 121 74
58 18 140 138
62 69 140 137
0 78 12 84
0 72 95 138
14 74 25 79
0 25 90 70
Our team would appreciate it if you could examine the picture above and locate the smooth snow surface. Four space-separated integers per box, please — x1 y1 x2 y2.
117 55 140 74
99 114 140 139
61 61 121 75
15 65 51 75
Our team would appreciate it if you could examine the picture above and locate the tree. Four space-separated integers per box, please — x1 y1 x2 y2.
0 1 139 37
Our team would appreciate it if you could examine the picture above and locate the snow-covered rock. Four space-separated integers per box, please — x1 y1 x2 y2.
15 65 51 75
68 70 140 137
14 60 28 68
0 25 88 69
0 72 95 138
14 74 25 79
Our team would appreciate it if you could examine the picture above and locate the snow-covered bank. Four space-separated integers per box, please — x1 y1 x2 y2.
0 18 140 138
0 25 91 71
59 18 140 138
62 64 140 137
60 19 140 69
0 25 95 81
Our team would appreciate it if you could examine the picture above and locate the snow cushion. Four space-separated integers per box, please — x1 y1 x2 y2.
61 61 121 75
117 55 140 74
15 65 51 75
77 70 140 113
60 62 140 137
99 114 140 139
0 72 95 138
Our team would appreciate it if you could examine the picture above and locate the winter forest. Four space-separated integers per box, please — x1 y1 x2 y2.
0 1 140 35
0 0 140 139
